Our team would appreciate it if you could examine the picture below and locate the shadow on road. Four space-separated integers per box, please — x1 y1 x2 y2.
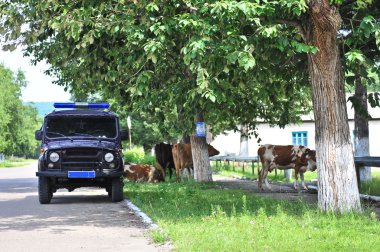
0 178 142 232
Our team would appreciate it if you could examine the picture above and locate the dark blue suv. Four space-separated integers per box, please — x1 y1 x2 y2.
35 103 127 204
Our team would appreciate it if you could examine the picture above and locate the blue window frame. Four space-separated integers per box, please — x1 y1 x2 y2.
292 131 308 146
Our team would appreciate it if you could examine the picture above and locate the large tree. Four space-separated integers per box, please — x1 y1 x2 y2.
344 5 380 182
0 0 311 181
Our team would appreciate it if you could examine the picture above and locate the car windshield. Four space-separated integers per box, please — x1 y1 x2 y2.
46 117 117 139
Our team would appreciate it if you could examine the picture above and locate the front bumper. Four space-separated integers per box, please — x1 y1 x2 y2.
36 170 123 178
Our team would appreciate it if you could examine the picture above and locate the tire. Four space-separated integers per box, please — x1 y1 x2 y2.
106 187 112 198
111 178 124 202
38 177 52 204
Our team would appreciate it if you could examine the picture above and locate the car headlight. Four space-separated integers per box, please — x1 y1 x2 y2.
49 152 60 162
104 153 114 162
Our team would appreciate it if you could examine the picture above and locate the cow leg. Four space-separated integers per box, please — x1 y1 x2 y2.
264 167 272 191
180 168 185 180
300 172 308 190
259 161 272 190
258 162 265 190
169 167 173 179
294 169 299 190
186 167 192 179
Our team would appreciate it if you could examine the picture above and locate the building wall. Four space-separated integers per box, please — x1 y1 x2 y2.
211 120 380 157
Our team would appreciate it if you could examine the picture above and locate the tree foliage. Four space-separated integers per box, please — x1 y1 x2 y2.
343 2 380 112
0 0 312 140
0 64 40 158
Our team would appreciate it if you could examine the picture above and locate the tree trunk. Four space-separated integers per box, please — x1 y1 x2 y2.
190 112 212 182
306 1 361 213
354 75 371 182
239 125 249 156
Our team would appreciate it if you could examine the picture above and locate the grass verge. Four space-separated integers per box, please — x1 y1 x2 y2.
124 181 380 251
360 171 380 196
0 158 34 168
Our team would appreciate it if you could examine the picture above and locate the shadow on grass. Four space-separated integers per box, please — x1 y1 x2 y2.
124 180 318 223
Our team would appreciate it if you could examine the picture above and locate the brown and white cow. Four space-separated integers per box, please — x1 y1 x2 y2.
172 143 220 182
257 144 316 190
123 163 165 182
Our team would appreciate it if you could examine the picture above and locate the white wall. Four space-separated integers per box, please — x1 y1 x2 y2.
211 120 380 157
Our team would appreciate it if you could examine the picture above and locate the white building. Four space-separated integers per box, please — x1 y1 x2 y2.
211 102 380 157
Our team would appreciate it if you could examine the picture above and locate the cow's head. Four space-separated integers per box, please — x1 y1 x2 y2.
207 144 220 157
304 149 317 171
152 163 165 182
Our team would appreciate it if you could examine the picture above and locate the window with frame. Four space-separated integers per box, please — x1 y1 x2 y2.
292 131 308 146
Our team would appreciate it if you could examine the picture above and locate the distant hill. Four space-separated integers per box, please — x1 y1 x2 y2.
25 102 56 117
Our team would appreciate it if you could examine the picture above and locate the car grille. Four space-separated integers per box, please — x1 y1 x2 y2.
59 148 102 171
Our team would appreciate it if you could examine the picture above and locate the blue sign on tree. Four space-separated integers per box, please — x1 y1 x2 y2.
196 122 206 137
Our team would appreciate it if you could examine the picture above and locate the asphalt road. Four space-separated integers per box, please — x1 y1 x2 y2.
0 162 168 252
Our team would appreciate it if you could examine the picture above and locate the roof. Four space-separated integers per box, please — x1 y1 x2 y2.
45 109 118 117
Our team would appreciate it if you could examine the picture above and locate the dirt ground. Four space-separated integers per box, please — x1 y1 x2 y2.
212 174 380 219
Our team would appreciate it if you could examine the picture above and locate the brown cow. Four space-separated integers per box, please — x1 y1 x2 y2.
172 143 220 182
123 162 165 182
258 144 316 190
154 142 175 179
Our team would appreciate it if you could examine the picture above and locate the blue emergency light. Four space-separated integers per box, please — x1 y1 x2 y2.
53 102 110 109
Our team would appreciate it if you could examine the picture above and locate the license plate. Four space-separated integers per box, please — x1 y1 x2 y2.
68 171 96 178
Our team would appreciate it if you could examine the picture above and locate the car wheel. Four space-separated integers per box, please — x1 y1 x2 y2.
38 177 52 204
106 187 112 198
111 178 124 202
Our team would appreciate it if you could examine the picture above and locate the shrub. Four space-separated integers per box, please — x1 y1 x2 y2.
142 154 156 165
124 147 145 163
123 147 156 165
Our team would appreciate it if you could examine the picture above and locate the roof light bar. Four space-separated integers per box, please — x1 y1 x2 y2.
53 102 110 109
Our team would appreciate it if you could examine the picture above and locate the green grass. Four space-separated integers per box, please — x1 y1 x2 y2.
360 170 380 196
124 181 380 251
211 162 318 183
0 158 34 168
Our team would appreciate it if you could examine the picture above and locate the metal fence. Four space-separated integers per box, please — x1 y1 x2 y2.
210 155 380 180
209 155 260 175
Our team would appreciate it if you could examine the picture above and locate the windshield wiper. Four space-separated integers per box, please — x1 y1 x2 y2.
46 131 73 141
72 132 102 142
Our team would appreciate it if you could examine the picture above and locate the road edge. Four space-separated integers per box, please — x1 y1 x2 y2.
122 199 159 229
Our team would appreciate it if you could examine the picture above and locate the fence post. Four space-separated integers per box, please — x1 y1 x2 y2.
355 163 361 191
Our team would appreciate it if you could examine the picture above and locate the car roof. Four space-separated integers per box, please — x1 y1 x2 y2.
45 109 118 118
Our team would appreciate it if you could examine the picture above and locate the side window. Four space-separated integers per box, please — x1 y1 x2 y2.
292 131 308 146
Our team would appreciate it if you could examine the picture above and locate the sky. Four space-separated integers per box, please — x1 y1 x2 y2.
0 47 71 102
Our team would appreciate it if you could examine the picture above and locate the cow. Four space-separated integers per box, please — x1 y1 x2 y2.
172 143 220 182
123 162 165 182
154 142 175 179
257 144 316 190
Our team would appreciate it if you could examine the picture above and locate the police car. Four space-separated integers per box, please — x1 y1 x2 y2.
35 102 127 204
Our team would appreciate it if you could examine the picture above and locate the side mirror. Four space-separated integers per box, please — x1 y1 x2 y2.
120 130 129 141
35 130 42 141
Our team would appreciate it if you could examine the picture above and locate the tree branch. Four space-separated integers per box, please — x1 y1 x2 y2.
275 19 307 42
